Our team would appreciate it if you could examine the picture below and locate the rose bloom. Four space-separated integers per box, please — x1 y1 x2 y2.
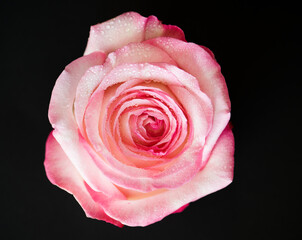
44 12 234 227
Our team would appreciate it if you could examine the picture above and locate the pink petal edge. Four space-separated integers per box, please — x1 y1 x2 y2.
44 132 123 227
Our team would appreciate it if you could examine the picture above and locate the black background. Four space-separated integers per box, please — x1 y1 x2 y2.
1 0 301 239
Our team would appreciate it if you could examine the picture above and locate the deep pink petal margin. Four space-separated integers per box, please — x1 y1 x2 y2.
44 132 123 227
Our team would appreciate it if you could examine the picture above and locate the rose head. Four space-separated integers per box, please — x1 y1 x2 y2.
44 12 234 227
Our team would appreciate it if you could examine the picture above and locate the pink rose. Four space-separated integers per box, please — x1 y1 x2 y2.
44 12 234 227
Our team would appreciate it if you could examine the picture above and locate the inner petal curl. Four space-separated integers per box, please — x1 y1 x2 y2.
103 83 189 164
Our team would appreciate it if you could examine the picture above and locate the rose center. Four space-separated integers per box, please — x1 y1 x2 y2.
142 116 165 138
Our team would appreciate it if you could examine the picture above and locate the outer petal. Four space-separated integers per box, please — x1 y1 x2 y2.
91 125 234 227
84 12 185 55
144 15 185 41
44 132 123 227
48 51 106 131
74 65 110 135
48 51 124 198
147 37 231 163
109 42 176 67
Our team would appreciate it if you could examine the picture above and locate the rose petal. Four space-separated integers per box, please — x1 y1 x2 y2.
84 12 186 55
49 51 106 132
44 132 123 227
52 129 125 198
108 42 176 67
74 65 109 135
144 15 186 41
84 12 146 55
